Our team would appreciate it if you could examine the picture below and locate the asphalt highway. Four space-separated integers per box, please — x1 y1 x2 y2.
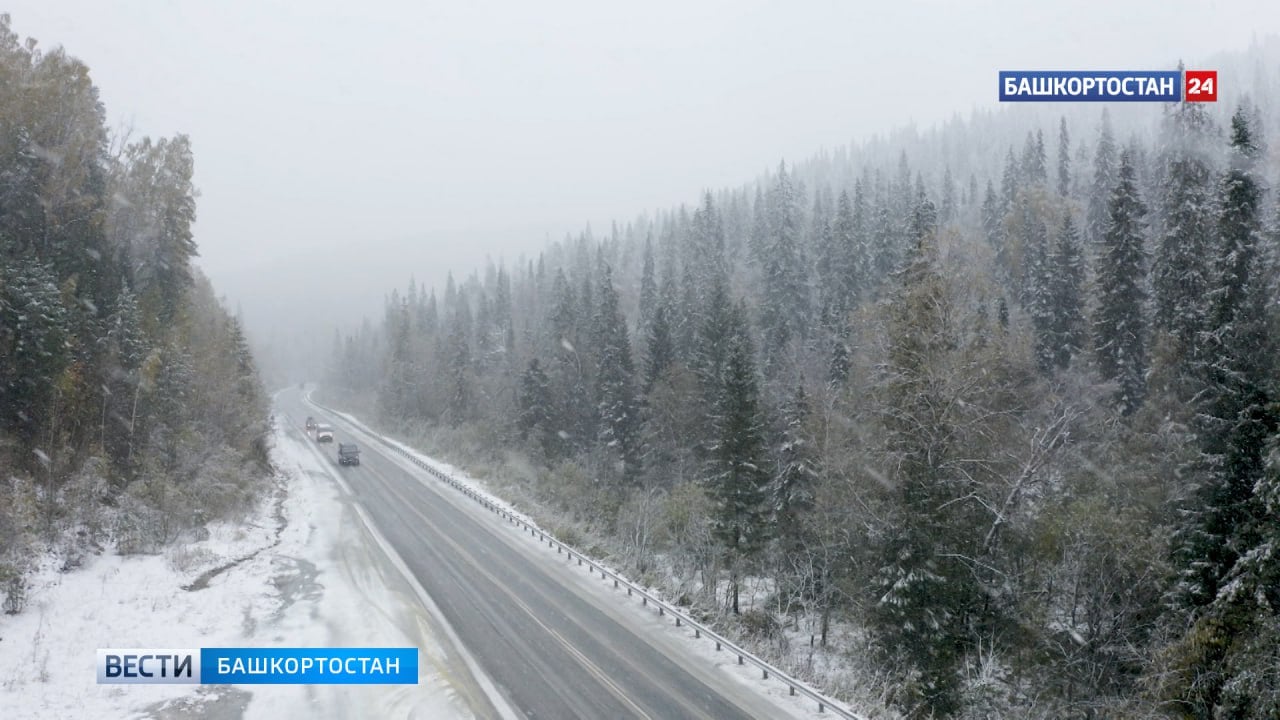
278 389 776 720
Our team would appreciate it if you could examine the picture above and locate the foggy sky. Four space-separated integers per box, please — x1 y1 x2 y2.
3 0 1271 351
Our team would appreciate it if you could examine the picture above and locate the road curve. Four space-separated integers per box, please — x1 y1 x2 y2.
277 388 778 720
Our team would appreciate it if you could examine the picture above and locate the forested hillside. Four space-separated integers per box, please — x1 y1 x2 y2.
327 49 1280 718
0 16 269 612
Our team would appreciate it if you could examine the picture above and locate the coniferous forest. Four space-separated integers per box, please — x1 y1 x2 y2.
0 15 270 612
325 49 1280 718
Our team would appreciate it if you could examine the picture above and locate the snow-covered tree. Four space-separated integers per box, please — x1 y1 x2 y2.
1048 212 1086 369
1057 116 1071 196
706 301 770 614
1087 109 1118 247
593 262 641 484
1152 100 1215 359
1092 150 1148 414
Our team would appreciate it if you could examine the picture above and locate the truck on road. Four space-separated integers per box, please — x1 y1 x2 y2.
338 442 360 466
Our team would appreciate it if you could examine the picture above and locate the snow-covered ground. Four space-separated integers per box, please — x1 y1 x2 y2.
0 415 487 720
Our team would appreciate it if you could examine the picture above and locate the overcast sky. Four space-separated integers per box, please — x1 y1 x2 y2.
3 0 1272 346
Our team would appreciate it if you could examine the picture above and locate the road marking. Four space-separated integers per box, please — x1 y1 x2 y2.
363 462 658 720
281 412 523 720
303 394 771 720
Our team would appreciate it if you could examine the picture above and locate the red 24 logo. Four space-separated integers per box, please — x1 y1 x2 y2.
1185 70 1217 102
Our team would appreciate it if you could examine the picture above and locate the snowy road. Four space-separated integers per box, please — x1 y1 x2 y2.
283 388 790 720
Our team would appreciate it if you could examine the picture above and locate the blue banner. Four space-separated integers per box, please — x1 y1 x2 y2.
200 647 418 684
999 71 1182 102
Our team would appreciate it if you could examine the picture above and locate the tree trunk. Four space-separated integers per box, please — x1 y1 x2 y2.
127 383 141 465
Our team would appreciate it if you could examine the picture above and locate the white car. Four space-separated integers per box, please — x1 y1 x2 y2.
315 424 334 443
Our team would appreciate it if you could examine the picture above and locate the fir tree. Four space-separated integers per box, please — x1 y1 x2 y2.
772 383 818 558
1093 150 1148 415
1048 212 1086 369
638 235 658 336
1001 147 1019 213
1057 116 1071 196
1166 110 1280 718
760 162 809 372
1087 109 1118 247
1152 100 1214 357
940 166 956 223
444 293 473 425
826 188 860 325
707 301 770 615
644 300 674 392
871 227 976 718
1023 206 1054 373
981 180 1005 259
1022 130 1048 185
593 262 641 483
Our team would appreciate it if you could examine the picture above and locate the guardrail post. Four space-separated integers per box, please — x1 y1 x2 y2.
675 617 680 626
818 702 824 713
789 686 795 696
627 588 632 596
738 655 743 665
695 629 700 638
762 669 768 679
642 597 646 606
658 607 663 616
716 641 720 650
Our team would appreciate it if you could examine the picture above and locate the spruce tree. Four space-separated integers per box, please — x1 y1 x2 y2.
772 383 818 558
940 166 956 224
1092 150 1148 415
1057 116 1071 196
826 188 860 325
644 300 674 392
593 262 641 483
518 358 554 454
1022 130 1047 185
707 301 770 614
1048 212 1086 369
871 226 975 717
638 235 657 336
1087 110 1118 248
981 180 1004 256
1167 107 1280 717
1152 100 1214 357
444 293 472 425
760 162 809 372
1024 206 1055 374
1000 147 1019 213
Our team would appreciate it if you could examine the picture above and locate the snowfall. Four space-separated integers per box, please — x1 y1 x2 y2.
0 402 850 720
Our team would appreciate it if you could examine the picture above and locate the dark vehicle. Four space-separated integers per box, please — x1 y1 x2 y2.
315 424 334 443
338 443 360 466
305 416 316 432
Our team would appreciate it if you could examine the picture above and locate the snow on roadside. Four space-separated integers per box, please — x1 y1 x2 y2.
0 416 477 720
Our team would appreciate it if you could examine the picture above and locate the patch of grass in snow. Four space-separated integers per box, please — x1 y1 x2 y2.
165 545 219 575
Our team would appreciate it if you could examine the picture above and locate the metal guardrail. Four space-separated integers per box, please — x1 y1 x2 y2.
307 396 864 719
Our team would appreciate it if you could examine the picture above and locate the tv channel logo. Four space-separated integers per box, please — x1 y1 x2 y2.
97 649 200 684
999 70 1217 102
97 647 418 685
